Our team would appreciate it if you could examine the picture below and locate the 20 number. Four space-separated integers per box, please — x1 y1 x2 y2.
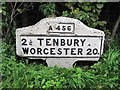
86 48 99 55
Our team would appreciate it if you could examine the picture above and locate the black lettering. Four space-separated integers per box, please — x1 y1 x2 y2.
78 48 83 55
50 48 55 55
86 48 92 55
46 39 51 46
30 48 36 54
57 48 62 55
29 40 32 46
22 47 29 54
67 39 72 46
37 48 42 55
71 48 76 55
67 26 71 31
62 26 66 31
21 38 27 45
53 39 59 46
80 39 86 46
49 26 53 30
43 48 49 55
37 38 44 46
61 39 65 46
56 25 60 30
74 39 79 46
93 48 98 55
63 48 70 55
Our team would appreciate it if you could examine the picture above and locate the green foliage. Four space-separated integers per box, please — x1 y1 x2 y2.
1 2 120 89
90 46 120 89
1 41 120 89
1 2 16 43
1 2 8 35
62 2 107 30
39 3 56 17
1 2 33 43
39 2 107 31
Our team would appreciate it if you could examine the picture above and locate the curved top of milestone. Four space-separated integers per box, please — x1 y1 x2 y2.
16 17 105 36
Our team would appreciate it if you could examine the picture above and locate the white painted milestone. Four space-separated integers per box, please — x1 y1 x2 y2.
16 17 105 68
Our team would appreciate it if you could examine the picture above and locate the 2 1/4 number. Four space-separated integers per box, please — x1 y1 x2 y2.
21 38 27 45
21 38 33 46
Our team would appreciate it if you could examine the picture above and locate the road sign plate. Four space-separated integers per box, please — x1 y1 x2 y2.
20 35 103 58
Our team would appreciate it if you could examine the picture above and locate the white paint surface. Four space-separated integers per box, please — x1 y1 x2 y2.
16 17 105 68
20 36 102 58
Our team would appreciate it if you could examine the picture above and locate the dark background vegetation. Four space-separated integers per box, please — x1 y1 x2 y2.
1 2 120 89
15 2 120 32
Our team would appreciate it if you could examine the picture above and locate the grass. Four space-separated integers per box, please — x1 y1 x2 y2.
1 40 120 89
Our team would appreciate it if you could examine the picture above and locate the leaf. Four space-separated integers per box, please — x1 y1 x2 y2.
41 79 45 85
96 9 101 15
62 11 69 17
90 17 97 21
98 21 105 26
2 10 6 16
85 2 91 5
92 22 98 28
82 6 91 11
96 3 103 9
16 9 23 13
